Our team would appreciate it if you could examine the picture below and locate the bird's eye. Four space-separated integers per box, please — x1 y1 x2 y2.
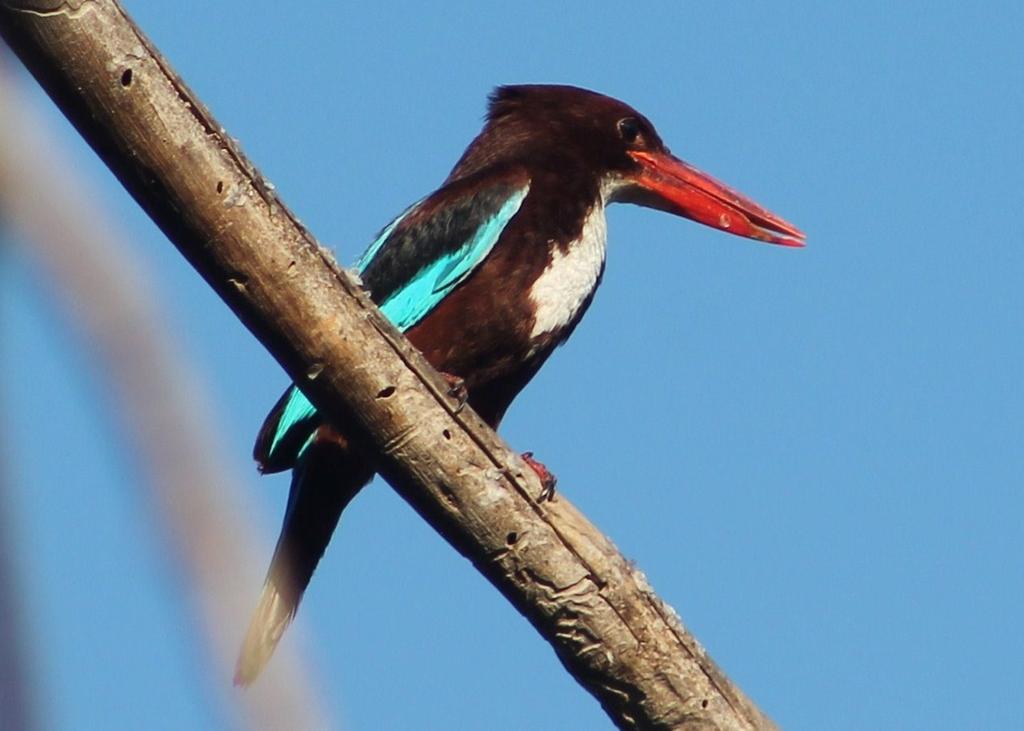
617 117 642 144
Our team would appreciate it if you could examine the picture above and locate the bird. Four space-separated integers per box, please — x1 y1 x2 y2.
234 84 804 684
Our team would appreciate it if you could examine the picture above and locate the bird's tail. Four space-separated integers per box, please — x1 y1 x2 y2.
234 428 373 686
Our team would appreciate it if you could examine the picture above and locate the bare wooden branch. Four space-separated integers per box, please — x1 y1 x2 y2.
0 2 778 728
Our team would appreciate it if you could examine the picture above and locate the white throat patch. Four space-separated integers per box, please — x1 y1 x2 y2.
528 202 608 339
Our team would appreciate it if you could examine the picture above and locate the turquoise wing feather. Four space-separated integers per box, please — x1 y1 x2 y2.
256 181 529 470
375 188 528 329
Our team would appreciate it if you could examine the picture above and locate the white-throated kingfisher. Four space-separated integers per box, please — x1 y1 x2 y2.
235 85 804 684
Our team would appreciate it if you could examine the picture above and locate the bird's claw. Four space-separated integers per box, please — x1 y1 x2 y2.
521 452 557 502
441 372 468 413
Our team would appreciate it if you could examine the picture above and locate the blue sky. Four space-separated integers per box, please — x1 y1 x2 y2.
3 2 1023 729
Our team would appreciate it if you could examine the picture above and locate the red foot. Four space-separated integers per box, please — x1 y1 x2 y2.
522 452 557 502
440 371 468 413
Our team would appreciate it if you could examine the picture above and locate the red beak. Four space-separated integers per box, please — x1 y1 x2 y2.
625 150 805 247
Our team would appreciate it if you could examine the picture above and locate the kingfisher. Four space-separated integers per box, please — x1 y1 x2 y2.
235 84 804 684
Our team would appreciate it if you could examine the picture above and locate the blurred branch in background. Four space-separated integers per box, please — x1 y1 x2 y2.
0 433 37 731
0 60 335 731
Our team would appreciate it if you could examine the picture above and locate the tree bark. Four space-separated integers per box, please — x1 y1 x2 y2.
0 2 778 728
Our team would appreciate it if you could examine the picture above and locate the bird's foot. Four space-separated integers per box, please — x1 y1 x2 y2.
521 452 557 502
441 372 468 413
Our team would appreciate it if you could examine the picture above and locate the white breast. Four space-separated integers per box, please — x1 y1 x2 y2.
528 203 607 339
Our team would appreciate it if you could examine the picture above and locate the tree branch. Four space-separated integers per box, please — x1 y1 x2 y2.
0 2 777 728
